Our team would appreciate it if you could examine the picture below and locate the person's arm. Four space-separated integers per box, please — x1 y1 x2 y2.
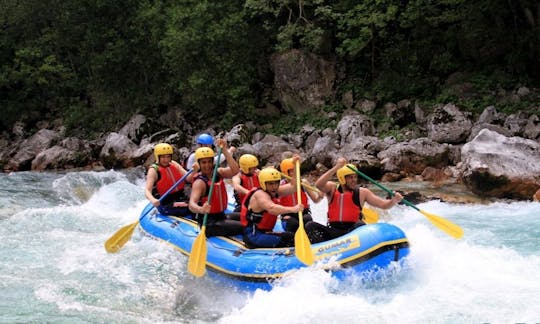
304 182 324 203
144 168 160 206
253 190 303 216
215 138 239 178
216 146 236 165
232 173 249 196
360 187 403 209
315 157 346 197
172 160 198 182
171 160 187 176
188 179 211 214
277 182 296 196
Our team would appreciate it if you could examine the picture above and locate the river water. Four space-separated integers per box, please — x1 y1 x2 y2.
1 169 539 323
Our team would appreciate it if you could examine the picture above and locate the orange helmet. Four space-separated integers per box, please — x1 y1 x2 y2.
280 158 294 175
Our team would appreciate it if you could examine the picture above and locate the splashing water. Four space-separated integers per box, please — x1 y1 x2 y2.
1 170 539 323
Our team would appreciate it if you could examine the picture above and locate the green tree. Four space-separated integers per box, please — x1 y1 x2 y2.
160 0 272 125
0 0 78 128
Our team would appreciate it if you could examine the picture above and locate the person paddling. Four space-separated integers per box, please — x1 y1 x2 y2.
145 143 197 217
188 138 243 237
306 158 403 243
232 154 260 213
240 156 304 248
278 157 323 232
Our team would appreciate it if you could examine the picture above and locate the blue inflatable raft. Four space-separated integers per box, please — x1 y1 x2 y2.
139 206 410 291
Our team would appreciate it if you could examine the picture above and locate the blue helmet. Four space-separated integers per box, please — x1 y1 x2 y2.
196 133 214 145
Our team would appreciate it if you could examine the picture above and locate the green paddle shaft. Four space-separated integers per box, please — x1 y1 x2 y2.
346 165 463 239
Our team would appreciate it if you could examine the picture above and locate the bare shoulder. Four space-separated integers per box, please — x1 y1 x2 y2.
191 177 205 190
146 167 157 178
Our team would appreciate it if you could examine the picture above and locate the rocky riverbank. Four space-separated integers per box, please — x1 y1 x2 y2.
1 101 539 202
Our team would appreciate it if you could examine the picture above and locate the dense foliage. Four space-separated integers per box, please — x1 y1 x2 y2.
1 0 538 136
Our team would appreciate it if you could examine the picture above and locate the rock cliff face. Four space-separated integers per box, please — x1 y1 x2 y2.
270 49 335 113
1 50 539 201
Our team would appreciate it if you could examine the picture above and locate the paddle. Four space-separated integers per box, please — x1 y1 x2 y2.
362 206 379 224
281 171 378 224
187 147 222 277
294 160 315 265
280 172 320 194
105 169 194 253
346 165 463 239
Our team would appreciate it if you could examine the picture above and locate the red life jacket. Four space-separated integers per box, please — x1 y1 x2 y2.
196 173 228 213
240 188 279 231
279 179 309 207
153 163 185 197
327 185 361 223
236 172 260 203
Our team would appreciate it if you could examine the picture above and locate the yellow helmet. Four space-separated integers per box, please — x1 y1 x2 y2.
239 154 259 173
258 167 281 191
279 158 294 175
195 147 215 162
154 143 173 162
336 164 357 185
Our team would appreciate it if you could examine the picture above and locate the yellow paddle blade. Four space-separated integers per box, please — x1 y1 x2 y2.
187 226 208 277
420 210 464 239
294 160 314 266
104 221 138 253
295 225 314 265
362 207 379 224
347 165 464 239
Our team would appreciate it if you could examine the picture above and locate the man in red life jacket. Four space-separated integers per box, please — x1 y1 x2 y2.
232 154 260 214
240 160 304 249
279 158 323 232
145 143 197 217
306 157 403 243
188 138 243 237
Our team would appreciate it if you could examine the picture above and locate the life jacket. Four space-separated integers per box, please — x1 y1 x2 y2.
279 179 309 207
195 173 228 214
234 172 260 205
327 185 362 223
151 163 186 197
240 188 279 231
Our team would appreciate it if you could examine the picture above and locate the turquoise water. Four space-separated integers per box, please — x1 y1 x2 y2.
1 169 539 323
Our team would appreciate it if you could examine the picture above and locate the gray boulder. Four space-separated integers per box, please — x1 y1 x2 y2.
427 103 473 143
461 129 540 199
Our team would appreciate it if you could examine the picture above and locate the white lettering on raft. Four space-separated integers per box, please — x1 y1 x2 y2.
315 236 361 258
